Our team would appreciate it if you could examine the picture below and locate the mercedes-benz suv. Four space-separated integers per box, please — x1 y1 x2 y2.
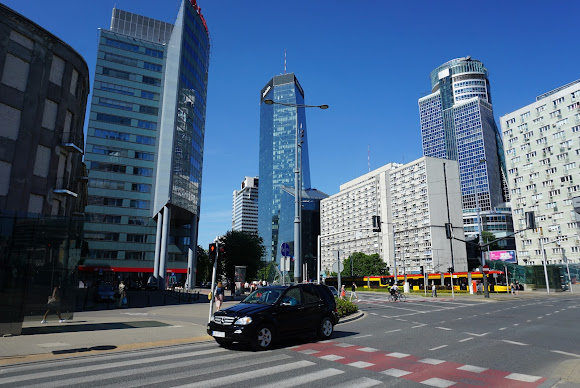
207 283 339 350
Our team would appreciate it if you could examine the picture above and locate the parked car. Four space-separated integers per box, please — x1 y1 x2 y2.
327 286 339 298
207 284 339 351
95 284 116 302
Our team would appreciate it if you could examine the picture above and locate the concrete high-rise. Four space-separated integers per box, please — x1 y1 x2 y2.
83 1 210 289
419 57 511 240
232 176 259 233
258 73 311 264
501 80 580 267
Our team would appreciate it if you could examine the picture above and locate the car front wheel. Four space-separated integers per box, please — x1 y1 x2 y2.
251 325 274 351
318 317 334 340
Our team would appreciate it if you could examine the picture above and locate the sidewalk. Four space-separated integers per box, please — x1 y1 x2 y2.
0 290 364 366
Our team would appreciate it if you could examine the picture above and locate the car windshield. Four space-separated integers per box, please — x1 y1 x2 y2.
242 288 282 304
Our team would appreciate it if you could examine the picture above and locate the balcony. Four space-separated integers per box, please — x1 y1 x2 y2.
53 177 78 198
60 132 84 154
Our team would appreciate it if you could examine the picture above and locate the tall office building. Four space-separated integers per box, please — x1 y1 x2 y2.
232 176 259 233
320 158 466 275
419 57 511 238
259 73 312 264
501 80 580 267
0 3 90 334
83 1 210 289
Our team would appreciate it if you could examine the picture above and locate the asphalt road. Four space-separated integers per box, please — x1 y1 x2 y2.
1 292 578 387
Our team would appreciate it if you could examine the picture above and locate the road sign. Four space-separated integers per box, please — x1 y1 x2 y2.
332 261 343 273
281 243 290 257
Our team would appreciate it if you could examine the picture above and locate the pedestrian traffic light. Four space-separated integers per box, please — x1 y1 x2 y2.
445 223 453 239
420 266 424 275
208 243 216 261
372 216 381 232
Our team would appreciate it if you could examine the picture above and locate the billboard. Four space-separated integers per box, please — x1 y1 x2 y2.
489 250 517 263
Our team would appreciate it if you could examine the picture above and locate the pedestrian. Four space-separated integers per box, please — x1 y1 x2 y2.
432 284 437 297
515 280 520 295
42 286 65 323
117 281 127 308
214 281 225 311
510 282 515 295
350 282 359 302
340 285 346 300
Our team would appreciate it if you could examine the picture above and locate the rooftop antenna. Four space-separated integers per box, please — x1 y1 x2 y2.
368 145 371 172
284 49 287 74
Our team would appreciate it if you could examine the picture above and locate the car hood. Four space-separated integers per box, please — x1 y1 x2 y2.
217 303 273 317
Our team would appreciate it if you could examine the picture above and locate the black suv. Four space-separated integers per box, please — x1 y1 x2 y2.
207 284 339 350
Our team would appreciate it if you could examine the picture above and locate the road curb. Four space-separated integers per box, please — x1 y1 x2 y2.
337 310 365 324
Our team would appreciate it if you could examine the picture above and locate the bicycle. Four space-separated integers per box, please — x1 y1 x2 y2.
389 291 406 302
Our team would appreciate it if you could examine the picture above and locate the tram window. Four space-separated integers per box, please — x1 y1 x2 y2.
380 277 389 286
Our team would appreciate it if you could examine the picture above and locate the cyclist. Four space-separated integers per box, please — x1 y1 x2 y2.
390 283 400 301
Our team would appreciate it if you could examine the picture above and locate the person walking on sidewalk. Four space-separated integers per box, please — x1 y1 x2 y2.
214 281 225 311
432 284 437 297
350 282 359 302
340 285 346 300
42 286 65 323
117 281 127 308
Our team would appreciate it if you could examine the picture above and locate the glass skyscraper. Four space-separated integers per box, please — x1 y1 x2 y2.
419 57 509 218
83 1 209 289
259 73 311 264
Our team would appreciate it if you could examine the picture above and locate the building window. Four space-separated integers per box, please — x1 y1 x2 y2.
90 161 126 173
139 106 158 116
143 62 162 72
33 145 51 178
49 55 65 86
103 67 137 81
128 216 149 225
144 48 163 58
96 113 131 126
134 151 154 161
140 90 159 100
100 82 135 96
129 200 150 209
136 135 155 145
94 129 130 141
104 52 138 67
125 251 146 260
42 99 58 130
89 178 125 190
133 167 153 176
0 103 21 140
131 183 152 192
1 54 29 92
0 161 12 196
142 76 161 86
137 120 157 130
98 97 133 111
127 234 147 243
105 38 139 52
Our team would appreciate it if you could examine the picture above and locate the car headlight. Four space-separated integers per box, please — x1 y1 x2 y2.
210 315 216 322
234 316 252 325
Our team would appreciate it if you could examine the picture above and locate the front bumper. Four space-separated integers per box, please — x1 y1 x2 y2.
207 321 257 343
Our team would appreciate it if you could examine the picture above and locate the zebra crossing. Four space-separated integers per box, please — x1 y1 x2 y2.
0 342 389 388
0 339 548 387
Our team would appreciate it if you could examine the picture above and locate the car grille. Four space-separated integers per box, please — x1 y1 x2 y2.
213 316 235 326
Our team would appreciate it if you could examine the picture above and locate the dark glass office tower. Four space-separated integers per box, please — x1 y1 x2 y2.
83 1 209 289
419 57 509 215
259 73 311 263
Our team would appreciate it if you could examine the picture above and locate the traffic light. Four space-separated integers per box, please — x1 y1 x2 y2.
448 267 454 273
525 211 536 230
208 243 216 261
372 216 381 232
420 266 424 275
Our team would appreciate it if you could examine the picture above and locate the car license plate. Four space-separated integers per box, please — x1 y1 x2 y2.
212 331 225 338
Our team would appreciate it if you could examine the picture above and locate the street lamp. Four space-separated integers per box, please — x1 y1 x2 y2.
470 158 490 298
264 98 328 284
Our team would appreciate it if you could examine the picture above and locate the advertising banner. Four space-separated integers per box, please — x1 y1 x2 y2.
489 250 517 263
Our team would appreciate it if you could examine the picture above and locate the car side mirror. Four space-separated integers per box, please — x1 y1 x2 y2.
280 301 291 307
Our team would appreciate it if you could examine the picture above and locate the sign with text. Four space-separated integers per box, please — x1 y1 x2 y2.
489 250 517 263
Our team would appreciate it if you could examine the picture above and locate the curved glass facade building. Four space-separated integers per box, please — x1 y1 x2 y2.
259 73 311 263
419 57 509 216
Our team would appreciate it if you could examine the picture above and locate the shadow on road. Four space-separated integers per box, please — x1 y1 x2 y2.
21 321 171 336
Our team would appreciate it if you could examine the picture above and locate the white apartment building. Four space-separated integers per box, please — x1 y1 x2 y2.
501 80 580 265
320 157 467 275
232 176 259 233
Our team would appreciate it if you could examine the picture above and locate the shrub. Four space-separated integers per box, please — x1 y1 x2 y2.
335 297 359 317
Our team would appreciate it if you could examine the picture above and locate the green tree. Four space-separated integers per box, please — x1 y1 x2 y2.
216 230 265 285
480 231 501 251
195 245 210 284
340 252 389 277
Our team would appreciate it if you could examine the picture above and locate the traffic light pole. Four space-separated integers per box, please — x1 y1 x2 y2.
208 241 218 323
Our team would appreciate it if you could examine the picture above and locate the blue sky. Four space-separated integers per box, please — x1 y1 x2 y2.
4 0 580 249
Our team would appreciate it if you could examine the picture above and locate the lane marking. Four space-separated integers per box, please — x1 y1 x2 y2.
348 361 375 368
465 332 489 337
499 327 507 331
458 365 488 373
550 350 580 358
419 358 446 365
459 337 473 342
501 340 528 346
436 327 452 331
299 349 320 355
429 345 448 351
319 354 344 361
385 329 401 334
382 368 411 377
421 377 456 387
357 347 379 352
386 352 410 358
505 372 541 382
353 334 373 339
333 377 382 388
254 368 344 388
412 324 427 328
